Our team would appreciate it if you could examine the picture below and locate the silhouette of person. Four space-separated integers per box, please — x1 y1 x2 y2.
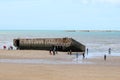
104 54 106 61
108 48 111 54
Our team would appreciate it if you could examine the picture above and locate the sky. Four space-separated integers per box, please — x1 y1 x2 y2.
0 0 120 30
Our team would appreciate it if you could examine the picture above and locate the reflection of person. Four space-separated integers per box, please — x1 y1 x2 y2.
104 54 106 61
67 51 70 55
76 53 79 59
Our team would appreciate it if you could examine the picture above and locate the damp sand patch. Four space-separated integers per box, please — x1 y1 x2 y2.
0 59 93 64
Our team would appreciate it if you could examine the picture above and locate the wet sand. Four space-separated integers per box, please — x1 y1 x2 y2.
0 50 120 80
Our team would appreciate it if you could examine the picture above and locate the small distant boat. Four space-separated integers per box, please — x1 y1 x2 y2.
13 38 85 52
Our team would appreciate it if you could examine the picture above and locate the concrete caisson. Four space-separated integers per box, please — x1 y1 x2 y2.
13 38 85 52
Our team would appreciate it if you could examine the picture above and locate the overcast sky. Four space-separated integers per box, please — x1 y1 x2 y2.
0 0 120 30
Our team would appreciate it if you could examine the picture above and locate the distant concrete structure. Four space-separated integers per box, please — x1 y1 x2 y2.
13 38 85 52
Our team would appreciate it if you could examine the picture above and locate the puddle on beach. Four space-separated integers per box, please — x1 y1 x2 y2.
85 52 120 58
0 59 93 64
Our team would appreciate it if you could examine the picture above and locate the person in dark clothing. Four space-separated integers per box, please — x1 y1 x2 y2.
104 54 106 61
69 50 72 55
49 48 52 55
108 48 111 54
86 48 88 55
53 46 56 55
82 53 85 59
3 45 6 50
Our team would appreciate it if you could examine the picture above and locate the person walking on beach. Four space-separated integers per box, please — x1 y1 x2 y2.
104 54 106 61
69 50 72 55
53 46 56 55
49 48 52 55
67 49 72 55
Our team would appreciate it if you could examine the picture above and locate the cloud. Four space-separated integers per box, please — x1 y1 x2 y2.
80 0 120 4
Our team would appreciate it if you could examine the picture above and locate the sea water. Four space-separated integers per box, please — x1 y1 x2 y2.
1 30 120 64
0 30 120 53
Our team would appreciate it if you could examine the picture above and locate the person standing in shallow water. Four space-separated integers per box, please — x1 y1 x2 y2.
86 48 88 55
82 53 85 59
108 48 111 54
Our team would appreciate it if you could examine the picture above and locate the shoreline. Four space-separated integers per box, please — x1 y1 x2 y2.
0 50 120 80
0 50 120 65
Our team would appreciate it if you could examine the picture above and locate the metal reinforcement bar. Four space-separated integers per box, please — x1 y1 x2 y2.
13 38 85 52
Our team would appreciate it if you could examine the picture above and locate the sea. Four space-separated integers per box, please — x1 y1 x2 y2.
0 30 120 54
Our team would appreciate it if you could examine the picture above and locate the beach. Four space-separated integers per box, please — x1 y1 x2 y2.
0 50 120 80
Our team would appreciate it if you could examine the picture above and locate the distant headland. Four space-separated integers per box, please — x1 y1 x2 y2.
65 30 120 32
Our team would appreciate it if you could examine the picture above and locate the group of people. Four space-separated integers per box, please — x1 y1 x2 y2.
67 49 85 59
67 50 72 55
74 48 111 61
75 52 85 59
49 46 58 55
3 45 13 50
49 45 86 59
51 46 112 61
